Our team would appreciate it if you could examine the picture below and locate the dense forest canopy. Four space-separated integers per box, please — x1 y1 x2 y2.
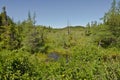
0 0 120 79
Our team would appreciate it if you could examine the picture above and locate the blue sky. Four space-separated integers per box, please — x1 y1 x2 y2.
0 0 114 28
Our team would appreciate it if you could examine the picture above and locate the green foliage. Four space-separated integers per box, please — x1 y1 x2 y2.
85 23 91 36
0 6 14 26
22 27 48 53
1 1 120 79
103 0 120 37
100 0 120 48
90 24 116 48
0 50 36 79
0 24 20 50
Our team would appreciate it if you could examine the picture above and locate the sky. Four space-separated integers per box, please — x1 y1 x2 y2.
0 0 115 28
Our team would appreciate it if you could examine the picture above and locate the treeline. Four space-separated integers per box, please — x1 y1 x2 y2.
85 0 120 48
0 6 49 54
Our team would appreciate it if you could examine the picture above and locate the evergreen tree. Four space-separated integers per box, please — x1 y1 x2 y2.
103 0 120 37
0 16 2 26
0 24 19 50
85 22 91 36
21 12 47 53
1 6 8 26
0 7 19 50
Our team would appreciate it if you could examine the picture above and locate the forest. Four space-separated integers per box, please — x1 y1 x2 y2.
1 0 120 80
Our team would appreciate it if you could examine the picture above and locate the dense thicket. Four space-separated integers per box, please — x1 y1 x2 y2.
1 0 120 79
